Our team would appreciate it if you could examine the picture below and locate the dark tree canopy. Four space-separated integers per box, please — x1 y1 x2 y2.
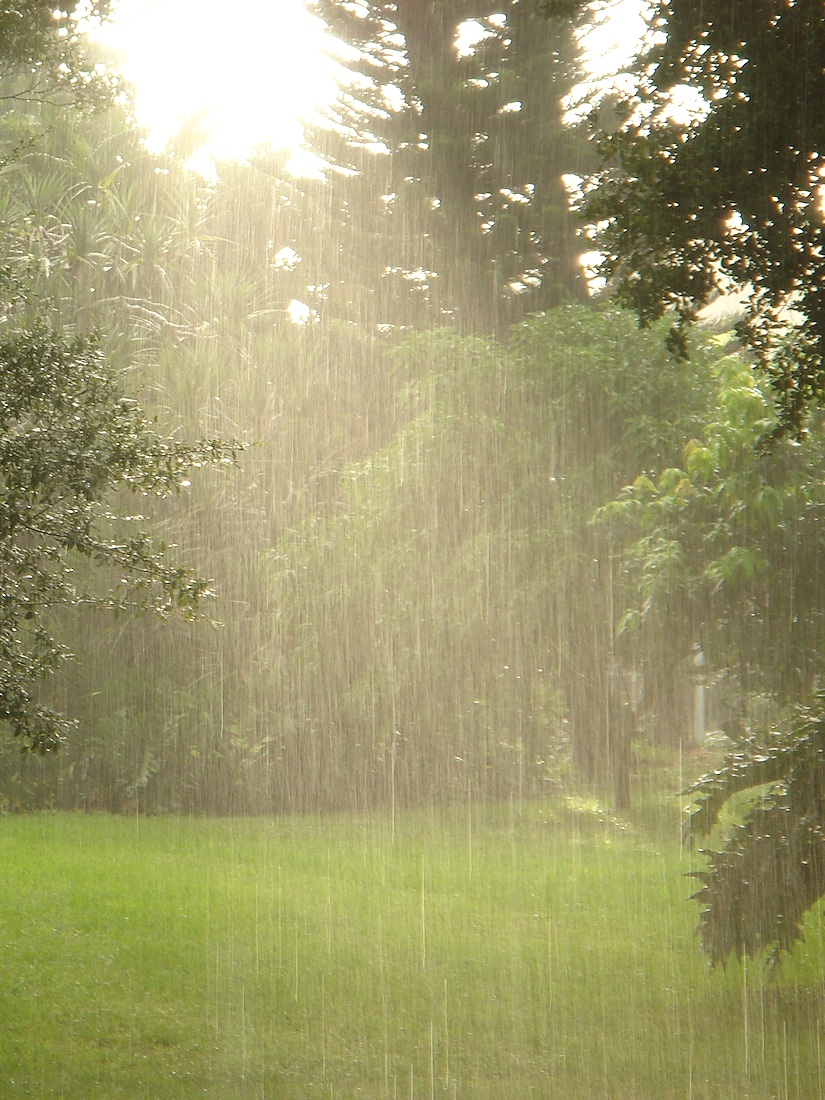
582 0 825 436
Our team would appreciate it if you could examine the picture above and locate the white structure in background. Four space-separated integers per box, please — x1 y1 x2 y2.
692 644 706 744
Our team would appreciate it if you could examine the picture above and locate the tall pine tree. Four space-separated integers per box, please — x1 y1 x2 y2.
288 0 589 334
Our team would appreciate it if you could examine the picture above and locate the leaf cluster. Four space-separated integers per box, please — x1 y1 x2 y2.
0 323 239 753
597 345 825 695
685 691 825 966
581 0 825 436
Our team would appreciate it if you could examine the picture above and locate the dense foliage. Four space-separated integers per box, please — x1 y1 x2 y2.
0 87 406 808
259 306 714 811
581 0 825 436
599 340 825 961
597 346 825 720
0 324 235 753
0 7 238 754
568 0 825 963
0 3 611 808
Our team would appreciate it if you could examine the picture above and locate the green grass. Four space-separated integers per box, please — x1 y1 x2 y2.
0 798 823 1098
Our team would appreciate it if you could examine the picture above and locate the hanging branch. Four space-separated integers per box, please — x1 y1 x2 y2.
685 692 825 965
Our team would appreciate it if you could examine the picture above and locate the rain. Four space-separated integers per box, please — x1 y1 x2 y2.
0 0 824 1096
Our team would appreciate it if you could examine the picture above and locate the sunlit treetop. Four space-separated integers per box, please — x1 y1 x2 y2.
579 0 825 438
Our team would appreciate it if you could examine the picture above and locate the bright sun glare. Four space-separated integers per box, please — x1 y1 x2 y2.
95 0 344 175
97 0 648 178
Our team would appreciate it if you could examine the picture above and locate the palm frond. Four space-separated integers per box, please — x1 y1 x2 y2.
685 692 825 965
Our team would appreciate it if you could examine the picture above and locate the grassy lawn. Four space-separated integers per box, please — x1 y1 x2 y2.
0 795 823 1098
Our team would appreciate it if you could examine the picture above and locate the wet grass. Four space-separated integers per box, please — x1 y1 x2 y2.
0 797 822 1098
